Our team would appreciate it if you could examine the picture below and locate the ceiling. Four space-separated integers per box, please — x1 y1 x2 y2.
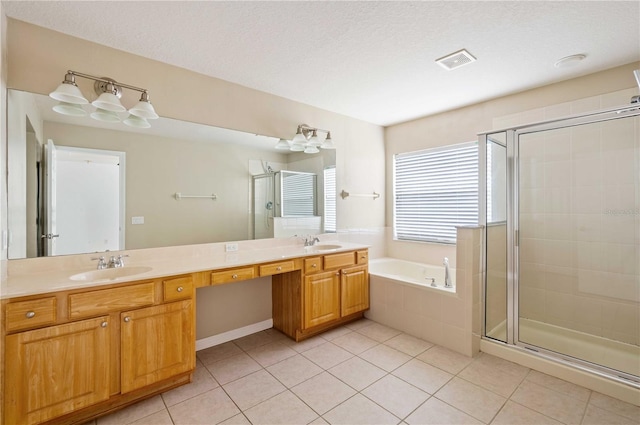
3 1 639 126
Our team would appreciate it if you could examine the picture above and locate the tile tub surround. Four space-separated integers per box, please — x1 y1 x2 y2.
91 320 640 424
367 226 483 357
1 236 368 298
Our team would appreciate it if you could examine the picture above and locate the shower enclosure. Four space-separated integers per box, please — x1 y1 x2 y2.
480 103 640 388
252 170 318 239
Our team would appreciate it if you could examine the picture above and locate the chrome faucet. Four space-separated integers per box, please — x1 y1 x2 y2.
443 257 452 288
304 236 320 247
107 254 129 268
92 256 108 269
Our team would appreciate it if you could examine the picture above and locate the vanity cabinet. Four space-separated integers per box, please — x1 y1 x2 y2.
4 316 111 425
274 249 370 341
2 274 197 425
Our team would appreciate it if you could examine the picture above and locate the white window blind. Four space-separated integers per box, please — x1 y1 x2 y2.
282 172 316 216
323 166 336 232
394 142 478 244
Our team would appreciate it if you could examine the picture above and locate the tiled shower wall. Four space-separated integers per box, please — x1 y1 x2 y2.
516 111 639 346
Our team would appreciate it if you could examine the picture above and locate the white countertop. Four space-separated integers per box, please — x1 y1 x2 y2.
1 242 369 299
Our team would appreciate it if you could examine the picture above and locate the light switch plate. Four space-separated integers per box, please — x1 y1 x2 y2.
131 216 145 225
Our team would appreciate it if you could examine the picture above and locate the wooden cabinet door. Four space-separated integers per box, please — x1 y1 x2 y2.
121 300 195 393
4 316 110 425
341 265 369 317
303 271 340 329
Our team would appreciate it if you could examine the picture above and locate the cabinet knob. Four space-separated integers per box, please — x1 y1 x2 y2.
276 266 282 271
232 274 238 279
177 286 184 292
360 256 366 260
311 264 317 268
101 321 108 328
342 270 348 275
336 272 340 276
123 316 131 323
25 311 36 319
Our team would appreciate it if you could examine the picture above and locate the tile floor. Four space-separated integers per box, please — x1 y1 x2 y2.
93 319 640 424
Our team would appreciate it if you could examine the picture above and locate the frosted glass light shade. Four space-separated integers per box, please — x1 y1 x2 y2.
275 138 291 150
123 114 151 128
129 99 159 120
308 130 321 147
304 145 319 154
90 108 120 122
321 132 336 149
92 92 126 112
290 143 306 152
49 82 88 105
52 102 87 117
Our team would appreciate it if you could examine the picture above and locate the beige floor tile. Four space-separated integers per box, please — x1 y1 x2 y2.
524 370 591 402
332 331 379 354
360 344 412 372
205 352 262 385
223 369 286 411
589 392 640 421
168 387 240 425
323 394 400 425
384 333 434 357
97 395 165 425
218 413 251 424
328 356 387 391
510 380 587 424
491 401 562 425
405 397 482 425
320 326 353 341
292 372 356 415
362 374 430 419
308 417 329 424
417 345 473 375
457 353 528 397
357 323 402 342
234 331 279 351
162 363 219 406
244 390 318 425
266 354 323 388
263 328 293 343
582 404 638 425
247 341 297 367
393 359 453 395
345 318 375 331
435 377 506 423
283 335 327 353
130 409 173 425
301 341 354 369
197 341 242 365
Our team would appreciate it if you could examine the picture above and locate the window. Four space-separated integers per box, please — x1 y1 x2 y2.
394 142 478 244
323 166 336 232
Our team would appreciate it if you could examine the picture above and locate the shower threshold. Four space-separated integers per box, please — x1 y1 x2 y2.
487 318 639 379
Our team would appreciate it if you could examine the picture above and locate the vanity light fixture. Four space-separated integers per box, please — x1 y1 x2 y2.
279 124 335 153
49 70 159 128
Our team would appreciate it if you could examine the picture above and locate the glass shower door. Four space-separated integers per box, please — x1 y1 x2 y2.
516 115 640 379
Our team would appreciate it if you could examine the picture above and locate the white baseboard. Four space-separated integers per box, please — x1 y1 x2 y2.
195 319 274 351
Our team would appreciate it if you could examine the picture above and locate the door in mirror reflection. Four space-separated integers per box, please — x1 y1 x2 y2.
44 142 126 256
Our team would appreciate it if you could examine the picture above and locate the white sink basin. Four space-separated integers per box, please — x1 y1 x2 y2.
70 266 153 282
309 244 343 252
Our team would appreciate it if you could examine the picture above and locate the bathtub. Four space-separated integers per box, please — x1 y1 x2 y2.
369 257 455 293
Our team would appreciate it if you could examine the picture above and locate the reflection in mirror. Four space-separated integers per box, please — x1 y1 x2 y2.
485 133 508 342
7 89 336 259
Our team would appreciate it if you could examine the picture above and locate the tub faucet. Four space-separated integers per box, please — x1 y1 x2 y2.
443 257 452 288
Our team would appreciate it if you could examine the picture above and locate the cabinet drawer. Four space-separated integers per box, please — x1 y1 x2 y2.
304 257 323 274
163 275 194 301
356 250 369 265
69 282 155 319
5 297 57 332
323 252 355 270
211 267 255 285
259 260 295 276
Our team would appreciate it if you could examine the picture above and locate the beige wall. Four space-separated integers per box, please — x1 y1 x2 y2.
385 62 640 267
44 121 288 250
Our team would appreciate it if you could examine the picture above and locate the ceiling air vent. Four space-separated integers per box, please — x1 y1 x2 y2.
436 49 477 71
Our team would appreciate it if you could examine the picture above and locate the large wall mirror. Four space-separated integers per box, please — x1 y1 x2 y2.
7 89 337 259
